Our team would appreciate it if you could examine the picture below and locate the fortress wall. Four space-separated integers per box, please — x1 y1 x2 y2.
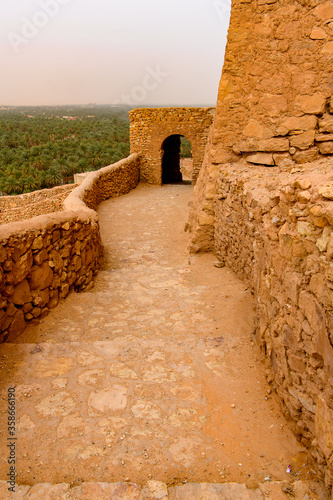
129 107 214 184
0 154 140 343
214 159 333 489
189 0 333 251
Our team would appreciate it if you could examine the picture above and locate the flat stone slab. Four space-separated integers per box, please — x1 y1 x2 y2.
0 481 328 499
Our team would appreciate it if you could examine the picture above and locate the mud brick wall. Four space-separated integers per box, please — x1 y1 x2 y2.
129 107 214 184
214 159 333 490
0 154 140 343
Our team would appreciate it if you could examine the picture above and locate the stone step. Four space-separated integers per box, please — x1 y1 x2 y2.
1 480 329 500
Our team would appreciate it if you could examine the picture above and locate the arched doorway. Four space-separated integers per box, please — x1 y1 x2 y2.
161 135 192 184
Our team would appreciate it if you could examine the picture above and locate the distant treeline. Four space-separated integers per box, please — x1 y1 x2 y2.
0 105 131 195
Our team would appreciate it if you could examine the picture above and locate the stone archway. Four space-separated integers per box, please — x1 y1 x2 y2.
161 135 183 184
129 107 214 185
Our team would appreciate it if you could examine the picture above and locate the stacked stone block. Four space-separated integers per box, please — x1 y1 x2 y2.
189 0 333 251
0 184 76 225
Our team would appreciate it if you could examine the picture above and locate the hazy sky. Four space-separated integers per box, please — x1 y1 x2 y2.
1 0 231 106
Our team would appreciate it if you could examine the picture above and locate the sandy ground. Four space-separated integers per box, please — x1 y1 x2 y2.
0 184 319 488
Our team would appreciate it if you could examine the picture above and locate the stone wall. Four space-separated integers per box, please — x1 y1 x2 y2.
129 107 214 184
189 0 333 251
186 0 333 491
0 154 140 343
0 184 76 225
213 157 333 490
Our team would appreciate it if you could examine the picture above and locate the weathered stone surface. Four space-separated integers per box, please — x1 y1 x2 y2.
293 148 318 164
319 183 333 200
316 227 332 252
299 291 326 337
33 358 74 378
35 392 76 417
315 396 333 459
77 482 142 500
234 138 290 154
315 133 333 142
10 279 32 305
169 482 259 500
47 289 59 309
12 251 33 285
289 130 315 150
314 2 333 21
32 235 44 251
0 481 30 498
29 263 54 290
319 114 333 133
259 94 288 117
246 153 275 165
243 119 270 139
322 41 333 54
198 211 214 226
143 481 168 499
8 309 26 338
129 108 214 184
296 94 326 115
31 289 50 308
24 483 70 499
89 387 128 412
34 248 49 265
278 115 317 134
0 480 328 500
49 249 63 272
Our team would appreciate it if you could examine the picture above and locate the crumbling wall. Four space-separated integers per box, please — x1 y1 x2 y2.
189 0 333 251
0 154 140 343
186 0 333 490
129 107 214 184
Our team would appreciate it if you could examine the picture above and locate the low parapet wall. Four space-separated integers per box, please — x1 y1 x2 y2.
0 154 140 343
214 158 333 490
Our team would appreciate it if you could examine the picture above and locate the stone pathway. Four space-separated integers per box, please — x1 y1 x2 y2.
0 184 328 498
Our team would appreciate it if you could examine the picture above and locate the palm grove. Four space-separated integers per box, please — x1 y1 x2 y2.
0 105 193 195
0 106 130 195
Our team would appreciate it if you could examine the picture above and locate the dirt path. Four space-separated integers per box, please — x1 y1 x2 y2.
0 184 318 489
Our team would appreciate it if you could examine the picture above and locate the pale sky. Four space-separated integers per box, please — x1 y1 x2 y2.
0 0 231 106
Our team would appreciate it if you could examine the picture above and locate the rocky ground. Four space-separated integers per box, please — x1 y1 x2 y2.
0 184 328 498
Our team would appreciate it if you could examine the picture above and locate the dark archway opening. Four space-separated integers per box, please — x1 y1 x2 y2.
161 135 192 184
